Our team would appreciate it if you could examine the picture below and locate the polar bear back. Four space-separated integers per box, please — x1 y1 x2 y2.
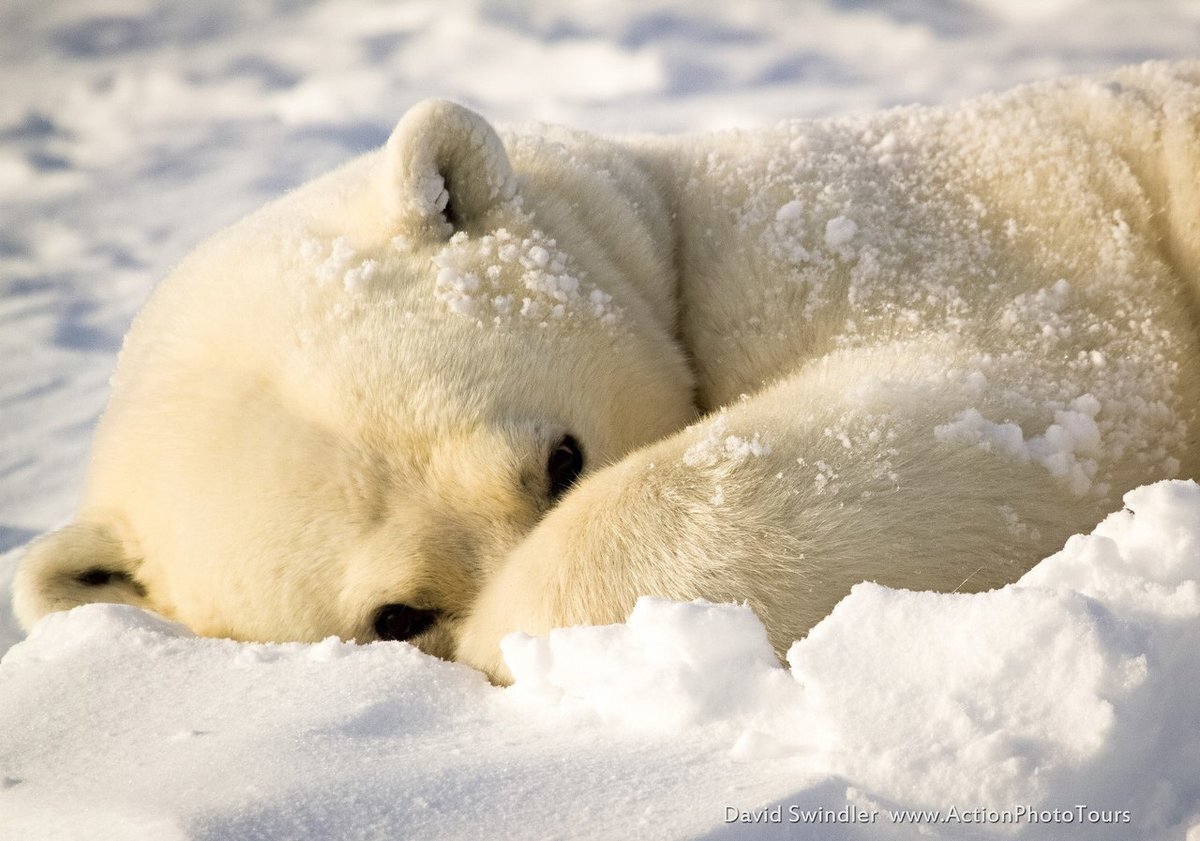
647 61 1200 510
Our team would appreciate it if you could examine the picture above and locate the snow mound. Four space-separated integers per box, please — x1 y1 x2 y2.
1022 479 1200 618
504 598 790 732
496 480 1200 838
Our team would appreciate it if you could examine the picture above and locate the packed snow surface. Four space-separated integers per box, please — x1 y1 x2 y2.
4 1 1200 839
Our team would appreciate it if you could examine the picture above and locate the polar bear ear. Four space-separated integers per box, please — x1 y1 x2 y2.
383 99 517 238
12 521 150 630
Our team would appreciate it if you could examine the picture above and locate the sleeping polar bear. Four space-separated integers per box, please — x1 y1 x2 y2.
14 62 1200 683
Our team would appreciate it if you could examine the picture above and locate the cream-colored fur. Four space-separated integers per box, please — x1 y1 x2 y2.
15 65 1200 684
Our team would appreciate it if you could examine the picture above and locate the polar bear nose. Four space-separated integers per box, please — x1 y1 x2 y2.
374 604 439 641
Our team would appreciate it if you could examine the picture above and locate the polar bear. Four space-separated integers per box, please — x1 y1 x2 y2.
14 63 1200 683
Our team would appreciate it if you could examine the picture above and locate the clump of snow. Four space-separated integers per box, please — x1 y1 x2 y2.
341 258 377 292
682 412 772 469
503 598 787 732
419 172 450 218
681 413 773 508
301 235 378 293
1001 278 1074 329
823 215 857 249
935 394 1104 495
769 199 814 263
312 235 357 284
775 199 804 224
808 458 839 495
431 228 622 327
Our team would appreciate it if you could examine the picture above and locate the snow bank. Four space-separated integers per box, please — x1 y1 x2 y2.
3 480 1198 840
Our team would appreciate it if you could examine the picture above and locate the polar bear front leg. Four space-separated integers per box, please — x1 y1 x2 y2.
453 463 755 683
453 357 1110 685
452 401 816 684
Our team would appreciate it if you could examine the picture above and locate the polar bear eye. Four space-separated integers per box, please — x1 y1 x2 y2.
547 435 584 501
374 604 438 641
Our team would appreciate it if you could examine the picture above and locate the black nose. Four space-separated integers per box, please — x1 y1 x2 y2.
374 604 439 641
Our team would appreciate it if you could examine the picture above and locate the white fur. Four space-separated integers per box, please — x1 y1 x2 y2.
15 63 1200 683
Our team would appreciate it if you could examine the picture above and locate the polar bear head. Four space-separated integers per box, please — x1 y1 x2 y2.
14 100 695 658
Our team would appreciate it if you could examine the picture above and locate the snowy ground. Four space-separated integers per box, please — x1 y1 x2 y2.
3 1 1200 839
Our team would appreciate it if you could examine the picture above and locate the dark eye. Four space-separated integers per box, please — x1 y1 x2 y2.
374 604 438 641
547 435 584 501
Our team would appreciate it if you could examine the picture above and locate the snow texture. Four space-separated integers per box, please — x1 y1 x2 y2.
432 228 621 327
3 1 1200 839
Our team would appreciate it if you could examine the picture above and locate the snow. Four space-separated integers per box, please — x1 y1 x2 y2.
504 598 787 733
823 216 858 250
934 394 1106 496
683 413 772 469
432 227 620 326
3 1 1200 839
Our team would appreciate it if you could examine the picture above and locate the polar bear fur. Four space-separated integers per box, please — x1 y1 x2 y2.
14 63 1200 682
